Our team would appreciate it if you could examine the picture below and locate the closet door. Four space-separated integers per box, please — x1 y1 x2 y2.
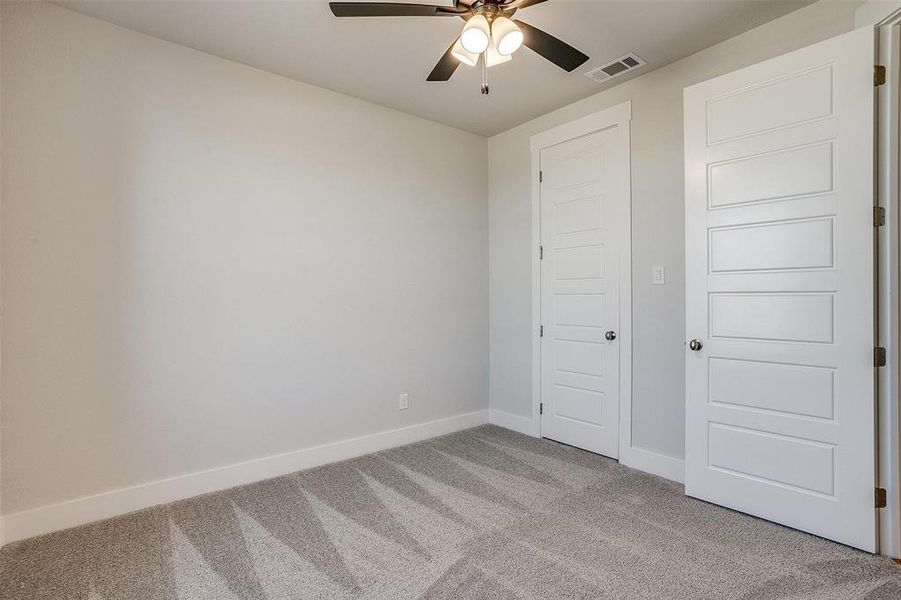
684 27 877 551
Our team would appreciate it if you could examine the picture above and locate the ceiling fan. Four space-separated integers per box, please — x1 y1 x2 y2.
328 0 589 94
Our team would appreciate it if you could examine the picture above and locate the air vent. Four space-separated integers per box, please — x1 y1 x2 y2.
585 53 646 83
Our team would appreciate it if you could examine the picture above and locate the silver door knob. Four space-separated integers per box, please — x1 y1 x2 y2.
689 339 703 351
605 331 616 341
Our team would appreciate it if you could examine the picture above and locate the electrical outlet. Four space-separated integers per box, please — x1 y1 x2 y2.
398 392 409 411
652 265 665 285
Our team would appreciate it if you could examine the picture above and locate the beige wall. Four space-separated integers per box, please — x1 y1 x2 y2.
487 0 861 461
1 2 488 515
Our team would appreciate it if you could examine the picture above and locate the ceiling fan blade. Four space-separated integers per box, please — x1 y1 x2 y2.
514 19 589 72
329 2 462 17
427 40 461 81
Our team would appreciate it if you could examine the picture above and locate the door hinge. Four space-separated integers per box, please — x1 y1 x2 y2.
539 170 543 183
539 244 544 260
875 206 886 227
877 487 887 509
540 402 543 415
875 347 887 367
540 325 544 338
875 65 887 87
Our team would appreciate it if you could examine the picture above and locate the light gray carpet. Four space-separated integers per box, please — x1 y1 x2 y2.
2 424 900 599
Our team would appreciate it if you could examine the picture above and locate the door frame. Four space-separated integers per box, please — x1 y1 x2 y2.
875 9 901 559
529 100 633 459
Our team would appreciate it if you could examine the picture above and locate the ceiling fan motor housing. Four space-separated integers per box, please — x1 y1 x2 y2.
471 1 505 20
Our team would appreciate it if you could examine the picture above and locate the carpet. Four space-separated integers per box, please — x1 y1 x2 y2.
1 424 899 599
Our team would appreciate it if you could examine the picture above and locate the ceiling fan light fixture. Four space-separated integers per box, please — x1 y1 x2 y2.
328 0 591 90
461 14 490 54
492 16 523 56
485 36 512 67
451 37 479 67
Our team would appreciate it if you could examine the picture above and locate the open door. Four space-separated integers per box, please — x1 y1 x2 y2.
684 27 877 551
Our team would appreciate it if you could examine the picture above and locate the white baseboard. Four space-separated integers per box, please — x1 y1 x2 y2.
489 408 539 437
620 445 685 484
488 409 684 484
0 409 489 546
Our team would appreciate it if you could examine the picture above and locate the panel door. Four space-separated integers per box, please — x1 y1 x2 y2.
684 27 876 551
540 126 628 457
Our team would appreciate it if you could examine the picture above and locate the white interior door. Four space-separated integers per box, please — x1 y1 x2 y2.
539 125 629 457
684 27 877 551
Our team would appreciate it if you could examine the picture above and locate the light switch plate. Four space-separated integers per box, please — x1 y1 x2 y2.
398 392 409 411
652 265 665 285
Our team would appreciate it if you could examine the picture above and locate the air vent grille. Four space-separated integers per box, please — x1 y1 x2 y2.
585 53 646 83
601 62 629 77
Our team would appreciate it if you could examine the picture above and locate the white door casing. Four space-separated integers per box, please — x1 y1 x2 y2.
875 15 901 560
534 104 631 457
684 27 877 551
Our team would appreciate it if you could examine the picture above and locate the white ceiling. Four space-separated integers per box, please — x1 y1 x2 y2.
56 0 814 136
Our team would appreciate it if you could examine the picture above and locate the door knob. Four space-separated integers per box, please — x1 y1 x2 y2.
689 339 703 351
605 331 617 341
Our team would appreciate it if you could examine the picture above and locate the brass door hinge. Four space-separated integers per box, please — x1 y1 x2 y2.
877 487 887 509
875 206 886 227
540 403 544 415
876 65 887 86
539 170 543 183
876 347 887 368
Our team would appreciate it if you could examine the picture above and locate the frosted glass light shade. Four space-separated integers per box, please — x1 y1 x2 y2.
451 37 478 67
492 17 523 56
461 15 490 54
486 39 511 67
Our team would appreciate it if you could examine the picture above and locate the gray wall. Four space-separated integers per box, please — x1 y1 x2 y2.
1 2 488 515
487 0 860 461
